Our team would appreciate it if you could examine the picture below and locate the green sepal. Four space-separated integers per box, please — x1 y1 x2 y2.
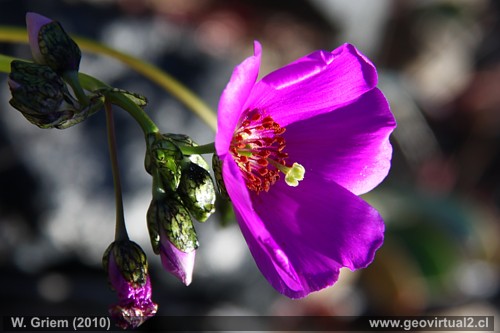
102 240 148 286
164 134 216 221
8 60 102 129
146 199 161 254
212 153 229 200
145 133 183 191
38 20 81 74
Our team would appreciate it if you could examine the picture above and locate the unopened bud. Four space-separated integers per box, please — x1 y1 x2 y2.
178 160 216 222
9 60 76 128
146 197 198 285
145 133 183 192
146 197 198 253
8 61 102 129
26 12 81 74
165 134 216 222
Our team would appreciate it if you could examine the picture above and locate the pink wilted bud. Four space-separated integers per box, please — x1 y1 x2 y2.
102 240 158 329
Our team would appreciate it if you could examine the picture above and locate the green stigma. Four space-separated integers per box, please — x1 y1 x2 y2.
284 162 305 187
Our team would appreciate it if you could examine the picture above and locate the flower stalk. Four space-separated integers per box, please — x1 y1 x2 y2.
105 90 159 135
62 70 90 106
104 100 128 241
177 142 216 156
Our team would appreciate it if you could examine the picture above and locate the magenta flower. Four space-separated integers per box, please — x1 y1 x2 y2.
104 241 158 329
215 41 396 298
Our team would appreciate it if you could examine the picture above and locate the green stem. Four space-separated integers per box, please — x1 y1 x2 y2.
0 54 19 72
104 100 129 241
0 26 217 131
178 142 216 155
151 167 167 201
78 72 159 135
106 90 159 135
63 70 90 106
77 72 107 91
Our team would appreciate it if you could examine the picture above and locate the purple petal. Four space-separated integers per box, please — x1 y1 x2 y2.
26 12 52 64
222 155 384 298
108 252 135 301
159 233 196 286
285 88 396 195
216 41 262 156
247 44 378 127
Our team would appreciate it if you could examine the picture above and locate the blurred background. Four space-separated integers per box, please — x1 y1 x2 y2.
0 0 499 331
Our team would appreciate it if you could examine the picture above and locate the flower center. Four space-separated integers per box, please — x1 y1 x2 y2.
230 109 305 194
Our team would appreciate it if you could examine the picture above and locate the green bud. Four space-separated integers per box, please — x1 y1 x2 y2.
145 133 183 192
7 60 98 129
212 153 229 200
178 160 216 222
164 134 216 221
102 240 148 285
146 196 198 253
26 12 81 74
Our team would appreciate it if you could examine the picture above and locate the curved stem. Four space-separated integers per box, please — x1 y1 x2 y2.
105 100 129 241
0 26 218 131
78 72 159 134
0 54 19 72
178 142 215 155
63 70 90 106
106 90 159 135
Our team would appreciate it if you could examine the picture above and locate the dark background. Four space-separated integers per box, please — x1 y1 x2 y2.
0 0 498 331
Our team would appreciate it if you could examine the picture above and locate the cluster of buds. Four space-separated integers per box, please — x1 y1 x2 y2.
145 133 216 285
7 11 216 329
102 241 158 329
8 12 100 129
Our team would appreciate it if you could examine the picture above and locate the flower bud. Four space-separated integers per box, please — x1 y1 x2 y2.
102 240 157 329
165 134 216 222
8 61 102 129
145 133 183 192
8 60 76 128
147 196 198 253
26 12 81 74
147 197 197 285
178 160 216 222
